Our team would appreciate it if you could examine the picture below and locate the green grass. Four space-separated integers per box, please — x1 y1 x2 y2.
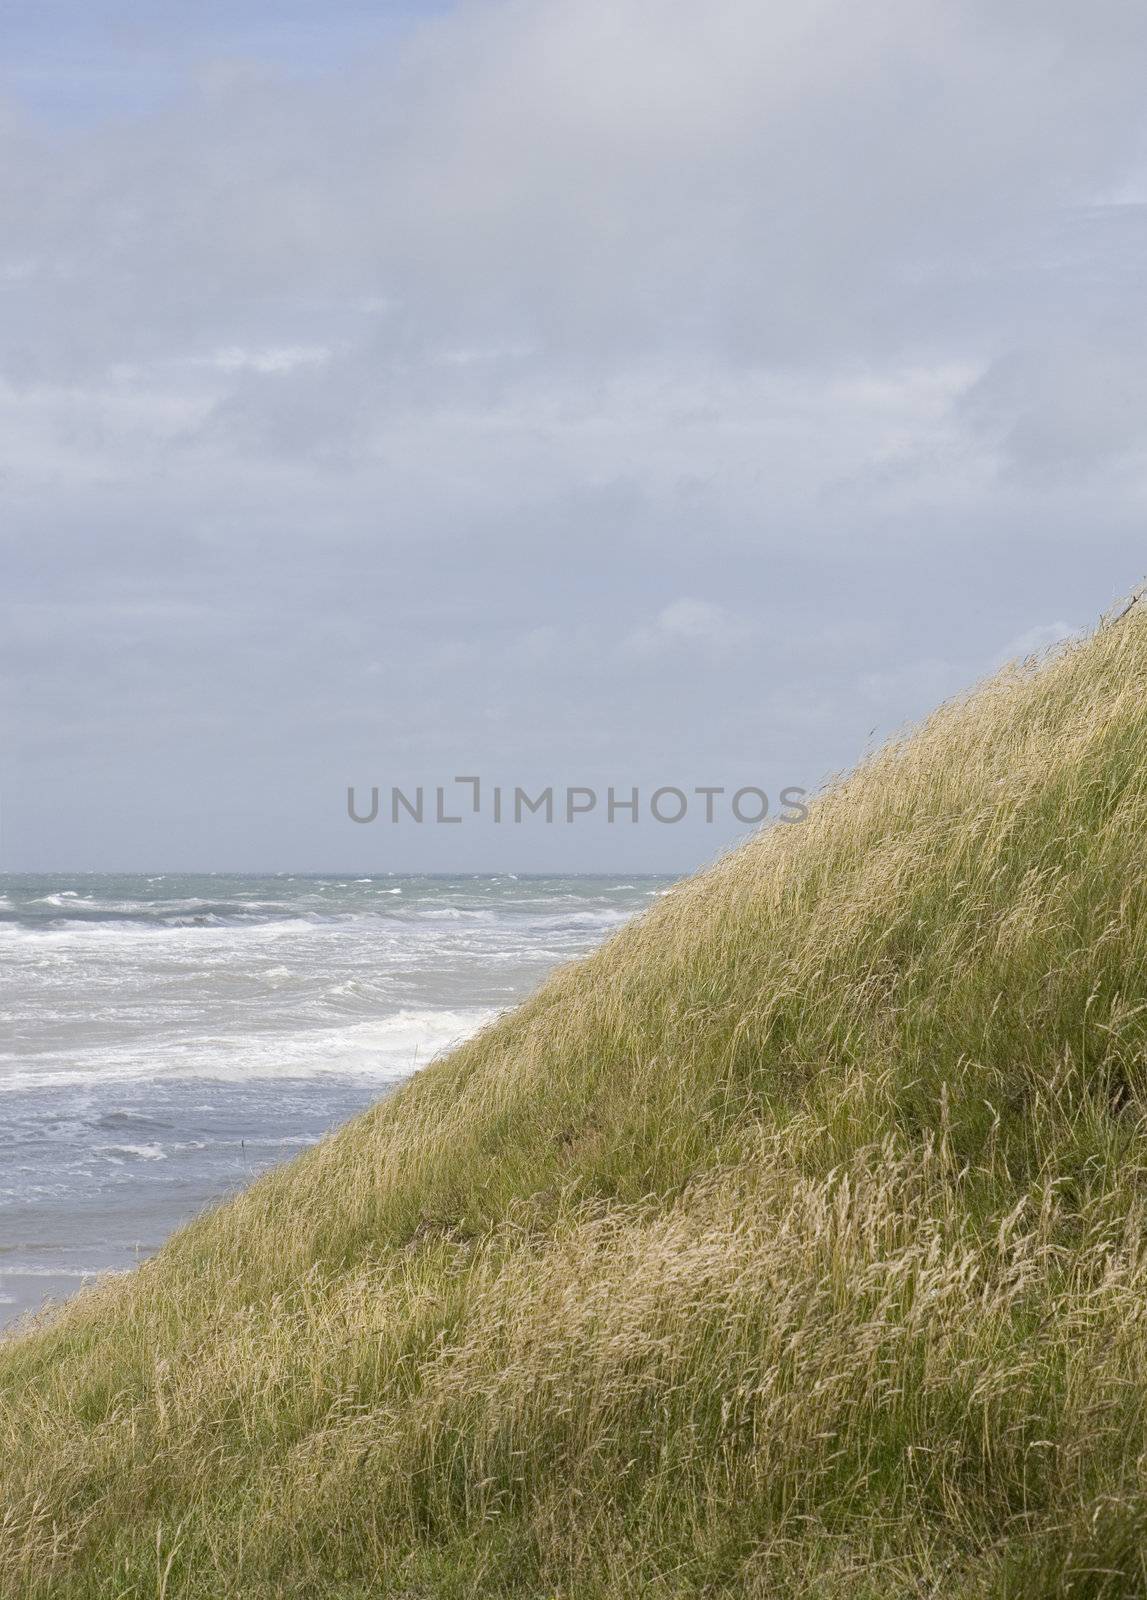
5 607 1147 1596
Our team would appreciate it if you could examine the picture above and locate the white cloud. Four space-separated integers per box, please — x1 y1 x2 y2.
622 599 753 662
189 345 334 375
992 621 1083 669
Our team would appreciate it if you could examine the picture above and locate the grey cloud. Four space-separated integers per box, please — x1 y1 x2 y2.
1 0 1145 382
960 330 1147 478
2 0 1147 870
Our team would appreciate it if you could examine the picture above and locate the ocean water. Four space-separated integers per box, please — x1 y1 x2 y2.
0 873 668 1331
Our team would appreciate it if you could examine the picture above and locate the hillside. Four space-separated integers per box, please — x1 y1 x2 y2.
4 608 1147 1598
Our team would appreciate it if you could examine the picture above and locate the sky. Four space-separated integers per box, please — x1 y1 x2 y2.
2 0 1146 873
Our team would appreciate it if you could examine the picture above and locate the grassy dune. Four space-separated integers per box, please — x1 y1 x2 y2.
5 610 1147 1597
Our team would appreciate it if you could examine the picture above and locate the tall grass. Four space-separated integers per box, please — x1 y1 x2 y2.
4 609 1147 1596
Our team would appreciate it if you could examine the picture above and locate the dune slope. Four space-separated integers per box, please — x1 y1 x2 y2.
4 611 1147 1596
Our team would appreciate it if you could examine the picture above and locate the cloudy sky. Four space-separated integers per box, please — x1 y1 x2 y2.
2 0 1145 872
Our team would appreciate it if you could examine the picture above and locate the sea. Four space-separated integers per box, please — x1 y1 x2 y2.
0 873 668 1331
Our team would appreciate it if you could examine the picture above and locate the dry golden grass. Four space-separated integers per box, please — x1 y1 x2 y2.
4 605 1147 1596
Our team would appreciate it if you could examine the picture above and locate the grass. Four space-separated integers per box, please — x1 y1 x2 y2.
4 605 1147 1596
